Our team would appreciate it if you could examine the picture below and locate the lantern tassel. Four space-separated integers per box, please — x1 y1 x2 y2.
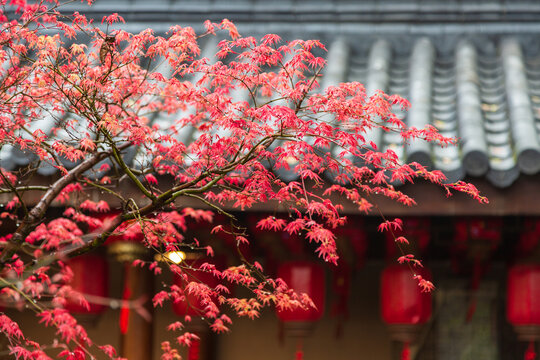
188 337 200 360
526 341 536 360
401 342 410 360
295 339 303 360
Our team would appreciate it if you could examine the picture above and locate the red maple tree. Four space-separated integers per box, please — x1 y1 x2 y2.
0 1 486 358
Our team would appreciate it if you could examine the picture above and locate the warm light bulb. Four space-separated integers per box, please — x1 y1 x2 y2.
166 251 186 264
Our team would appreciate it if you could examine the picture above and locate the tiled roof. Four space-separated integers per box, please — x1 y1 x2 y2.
4 2 540 188
273 35 540 188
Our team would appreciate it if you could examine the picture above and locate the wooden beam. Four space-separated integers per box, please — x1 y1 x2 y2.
11 174 540 216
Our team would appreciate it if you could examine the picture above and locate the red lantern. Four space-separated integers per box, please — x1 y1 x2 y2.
64 255 109 315
380 265 432 360
381 265 431 325
277 261 325 323
276 261 325 360
507 265 540 359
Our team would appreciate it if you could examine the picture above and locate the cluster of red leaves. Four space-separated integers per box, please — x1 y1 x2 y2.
0 3 488 359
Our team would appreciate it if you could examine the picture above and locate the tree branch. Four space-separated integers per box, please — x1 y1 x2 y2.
2 142 132 262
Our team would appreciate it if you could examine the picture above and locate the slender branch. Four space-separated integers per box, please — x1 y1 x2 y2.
0 186 49 194
101 131 156 201
183 193 236 221
78 178 127 203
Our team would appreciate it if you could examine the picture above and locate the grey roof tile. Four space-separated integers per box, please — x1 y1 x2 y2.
406 38 435 168
456 40 489 177
362 39 392 150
